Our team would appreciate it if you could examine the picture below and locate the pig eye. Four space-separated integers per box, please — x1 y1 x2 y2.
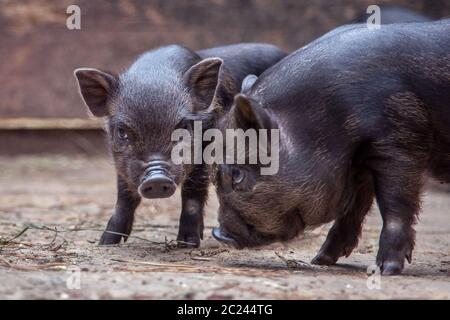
231 167 245 185
116 128 128 140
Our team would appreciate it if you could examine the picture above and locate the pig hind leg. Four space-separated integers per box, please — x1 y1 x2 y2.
177 164 208 248
99 176 141 245
370 150 428 275
312 170 374 265
370 93 431 274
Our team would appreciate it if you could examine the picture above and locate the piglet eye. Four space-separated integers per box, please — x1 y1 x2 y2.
117 128 128 140
232 167 245 185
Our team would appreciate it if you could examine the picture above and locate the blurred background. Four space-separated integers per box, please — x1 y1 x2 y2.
1 0 450 155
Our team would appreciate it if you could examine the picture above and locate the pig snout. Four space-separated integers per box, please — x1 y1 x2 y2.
138 161 176 199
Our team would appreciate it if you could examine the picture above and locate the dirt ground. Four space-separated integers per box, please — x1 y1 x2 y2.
0 155 449 299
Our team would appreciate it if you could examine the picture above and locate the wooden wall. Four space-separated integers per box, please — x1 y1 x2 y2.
1 0 449 119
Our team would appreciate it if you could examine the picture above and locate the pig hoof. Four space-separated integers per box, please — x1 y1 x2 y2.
99 232 123 245
378 261 403 275
376 244 411 275
176 233 201 248
376 252 406 275
311 252 338 266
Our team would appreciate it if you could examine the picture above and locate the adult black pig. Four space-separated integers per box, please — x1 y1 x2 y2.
74 43 286 247
212 20 450 275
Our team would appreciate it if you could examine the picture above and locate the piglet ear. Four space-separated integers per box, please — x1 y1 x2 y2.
241 74 258 93
233 94 273 130
184 58 223 112
73 68 117 117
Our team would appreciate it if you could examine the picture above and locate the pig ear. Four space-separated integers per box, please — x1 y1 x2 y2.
184 58 223 112
233 94 274 130
73 68 117 117
241 74 258 93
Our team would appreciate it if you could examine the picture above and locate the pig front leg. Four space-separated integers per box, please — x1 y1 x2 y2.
99 176 141 245
177 164 208 248
312 172 375 265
